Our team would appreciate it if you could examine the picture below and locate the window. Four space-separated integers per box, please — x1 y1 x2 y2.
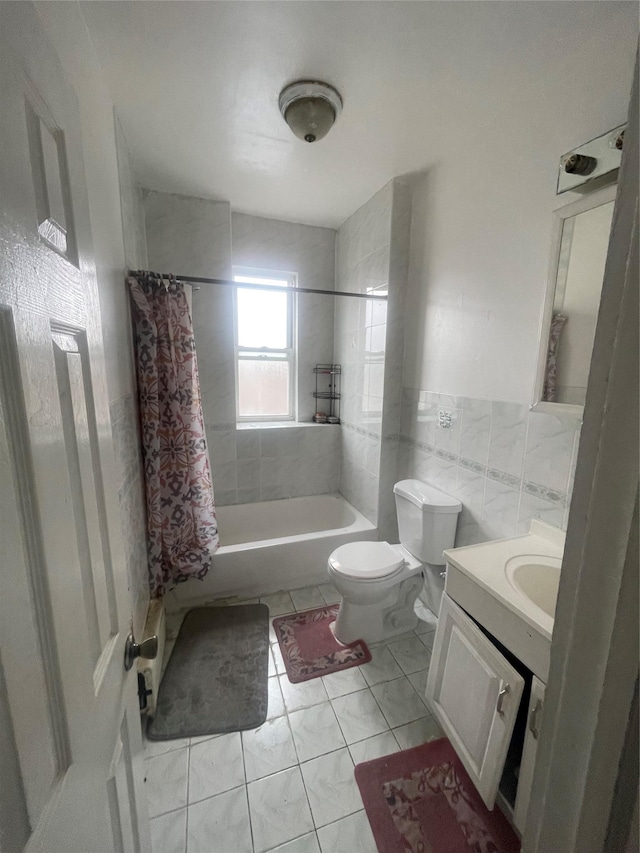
233 267 296 421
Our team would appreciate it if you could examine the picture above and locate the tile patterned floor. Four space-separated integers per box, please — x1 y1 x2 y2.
145 585 443 853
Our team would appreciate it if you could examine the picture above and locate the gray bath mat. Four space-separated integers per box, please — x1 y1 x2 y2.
147 604 269 740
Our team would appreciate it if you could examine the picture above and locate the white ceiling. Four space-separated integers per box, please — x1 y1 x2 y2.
81 1 635 228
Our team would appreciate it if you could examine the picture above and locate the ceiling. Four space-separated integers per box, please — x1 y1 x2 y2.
81 1 634 228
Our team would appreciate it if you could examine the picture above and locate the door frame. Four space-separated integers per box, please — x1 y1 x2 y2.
524 55 639 853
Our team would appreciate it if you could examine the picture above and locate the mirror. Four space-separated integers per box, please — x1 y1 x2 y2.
532 184 616 415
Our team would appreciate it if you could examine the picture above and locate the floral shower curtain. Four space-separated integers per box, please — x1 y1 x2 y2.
129 271 218 597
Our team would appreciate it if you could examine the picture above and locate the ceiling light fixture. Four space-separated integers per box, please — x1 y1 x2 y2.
278 80 342 143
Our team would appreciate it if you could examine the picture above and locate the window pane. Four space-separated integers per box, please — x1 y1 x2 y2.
238 359 290 418
237 288 289 349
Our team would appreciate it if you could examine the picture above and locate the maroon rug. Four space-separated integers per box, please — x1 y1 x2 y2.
355 738 521 853
273 604 371 683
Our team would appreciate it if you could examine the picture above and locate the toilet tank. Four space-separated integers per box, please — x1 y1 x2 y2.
394 479 462 565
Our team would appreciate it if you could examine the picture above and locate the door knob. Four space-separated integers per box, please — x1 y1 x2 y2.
124 632 158 671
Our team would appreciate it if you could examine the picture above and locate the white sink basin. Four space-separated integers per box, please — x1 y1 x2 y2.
443 521 566 680
505 554 562 619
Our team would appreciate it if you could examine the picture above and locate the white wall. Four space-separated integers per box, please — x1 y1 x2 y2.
402 17 636 404
231 212 335 422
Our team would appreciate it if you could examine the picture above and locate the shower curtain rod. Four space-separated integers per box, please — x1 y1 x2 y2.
129 271 387 301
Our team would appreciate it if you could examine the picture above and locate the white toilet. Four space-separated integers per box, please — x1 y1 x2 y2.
328 479 462 645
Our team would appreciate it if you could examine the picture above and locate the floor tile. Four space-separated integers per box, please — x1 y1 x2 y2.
279 674 328 713
267 676 286 719
145 747 189 818
289 702 346 763
321 666 368 700
407 668 429 700
301 748 362 828
187 785 252 853
143 735 189 760
269 620 278 644
393 714 444 750
189 733 224 747
330 689 388 744
290 586 325 611
242 717 298 782
316 810 377 853
268 645 277 677
188 732 244 803
348 731 399 766
267 831 320 852
418 631 436 652
317 582 341 605
371 677 428 728
261 591 295 616
272 641 287 675
248 766 314 853
386 635 431 675
150 807 186 853
359 646 403 687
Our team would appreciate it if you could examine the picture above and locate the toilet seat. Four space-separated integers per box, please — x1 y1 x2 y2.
328 541 405 581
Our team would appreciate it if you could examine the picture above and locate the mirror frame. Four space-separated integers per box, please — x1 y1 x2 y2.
530 183 617 416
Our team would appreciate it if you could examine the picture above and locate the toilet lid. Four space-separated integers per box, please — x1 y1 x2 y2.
329 541 405 580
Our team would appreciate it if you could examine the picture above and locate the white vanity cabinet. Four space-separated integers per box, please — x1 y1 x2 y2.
426 592 546 834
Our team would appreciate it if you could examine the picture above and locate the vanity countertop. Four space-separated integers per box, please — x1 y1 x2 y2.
443 520 565 643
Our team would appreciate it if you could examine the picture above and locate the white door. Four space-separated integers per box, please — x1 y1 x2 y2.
425 594 525 809
0 9 150 853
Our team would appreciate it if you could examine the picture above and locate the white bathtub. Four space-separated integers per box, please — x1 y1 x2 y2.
167 494 377 606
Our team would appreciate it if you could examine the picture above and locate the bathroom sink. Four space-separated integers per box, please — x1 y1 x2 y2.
505 555 562 619
442 520 566 681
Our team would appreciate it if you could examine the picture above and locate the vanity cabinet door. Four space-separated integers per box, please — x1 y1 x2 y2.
425 594 525 809
513 676 546 832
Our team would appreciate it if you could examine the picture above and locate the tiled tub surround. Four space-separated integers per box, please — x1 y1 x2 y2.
334 181 395 525
143 190 237 429
144 585 443 853
398 388 582 546
231 212 336 423
207 423 340 506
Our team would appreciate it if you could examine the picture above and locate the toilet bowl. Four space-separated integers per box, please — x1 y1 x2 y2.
327 480 462 645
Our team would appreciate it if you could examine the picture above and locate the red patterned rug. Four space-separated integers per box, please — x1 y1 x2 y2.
355 738 521 853
273 604 371 683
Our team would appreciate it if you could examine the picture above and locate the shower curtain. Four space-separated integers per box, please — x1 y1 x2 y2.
129 271 218 597
543 312 568 403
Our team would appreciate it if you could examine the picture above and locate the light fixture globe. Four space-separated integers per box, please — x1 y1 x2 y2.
279 80 342 143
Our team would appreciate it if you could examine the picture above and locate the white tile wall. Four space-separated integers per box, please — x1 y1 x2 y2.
333 180 411 533
231 212 336 423
208 424 340 505
398 387 582 545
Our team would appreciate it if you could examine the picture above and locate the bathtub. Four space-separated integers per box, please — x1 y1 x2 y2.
167 494 377 606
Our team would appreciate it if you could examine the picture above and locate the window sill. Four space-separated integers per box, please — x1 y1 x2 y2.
236 421 335 431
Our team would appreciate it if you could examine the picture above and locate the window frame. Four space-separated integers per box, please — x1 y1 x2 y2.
233 266 297 423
